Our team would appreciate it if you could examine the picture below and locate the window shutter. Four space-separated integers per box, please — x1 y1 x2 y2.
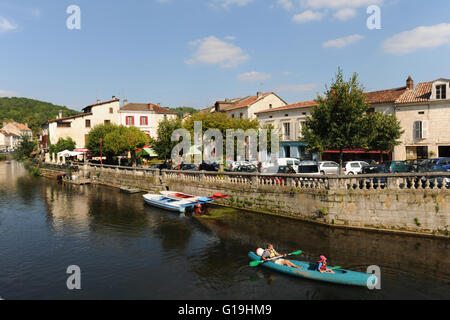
421 120 428 139
413 121 421 139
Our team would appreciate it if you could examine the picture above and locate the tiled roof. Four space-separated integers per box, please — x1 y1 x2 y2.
255 100 317 114
45 112 92 124
82 98 120 111
363 87 408 104
120 103 177 114
395 82 433 104
224 92 274 111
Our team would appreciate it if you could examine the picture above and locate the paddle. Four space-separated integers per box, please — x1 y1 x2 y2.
249 250 303 267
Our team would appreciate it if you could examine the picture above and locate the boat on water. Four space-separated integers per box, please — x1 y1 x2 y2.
248 251 377 287
143 194 207 213
120 186 142 194
160 191 228 201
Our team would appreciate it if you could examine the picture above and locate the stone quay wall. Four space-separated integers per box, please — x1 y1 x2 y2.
73 163 450 237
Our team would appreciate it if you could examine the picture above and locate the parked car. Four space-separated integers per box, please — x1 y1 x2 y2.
360 164 390 189
151 163 171 170
343 161 369 175
233 164 258 173
405 159 421 172
297 161 321 175
275 158 301 173
261 165 296 174
383 161 413 173
417 158 450 173
180 163 198 171
198 161 220 172
318 161 339 175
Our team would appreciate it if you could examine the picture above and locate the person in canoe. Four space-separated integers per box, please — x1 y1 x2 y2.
261 244 303 270
317 255 335 274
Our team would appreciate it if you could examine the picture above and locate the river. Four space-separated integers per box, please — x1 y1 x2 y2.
0 162 449 299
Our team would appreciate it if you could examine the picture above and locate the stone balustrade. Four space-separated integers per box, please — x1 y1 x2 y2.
76 163 450 191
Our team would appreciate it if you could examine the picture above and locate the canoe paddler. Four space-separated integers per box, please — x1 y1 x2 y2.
317 255 335 274
261 244 303 270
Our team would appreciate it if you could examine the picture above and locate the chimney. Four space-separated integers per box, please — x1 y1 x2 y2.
58 110 63 119
257 91 262 97
123 99 128 106
157 103 161 107
112 95 116 100
406 76 414 90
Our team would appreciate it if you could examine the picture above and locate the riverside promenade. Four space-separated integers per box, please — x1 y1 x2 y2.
43 163 450 237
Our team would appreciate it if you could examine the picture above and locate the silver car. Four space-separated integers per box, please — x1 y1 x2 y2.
318 161 339 175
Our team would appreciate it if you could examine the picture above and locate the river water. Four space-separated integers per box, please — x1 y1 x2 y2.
0 162 449 300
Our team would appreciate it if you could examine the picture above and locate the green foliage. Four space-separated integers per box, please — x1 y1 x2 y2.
13 135 37 161
0 97 80 134
104 125 149 156
302 68 371 170
366 112 404 161
169 106 199 118
49 137 76 154
86 123 120 157
152 117 183 160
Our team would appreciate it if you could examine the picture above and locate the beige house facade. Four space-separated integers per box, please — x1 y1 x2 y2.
41 98 121 150
255 77 450 162
119 102 177 139
0 122 32 151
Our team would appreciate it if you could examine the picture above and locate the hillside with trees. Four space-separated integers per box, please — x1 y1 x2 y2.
0 97 81 134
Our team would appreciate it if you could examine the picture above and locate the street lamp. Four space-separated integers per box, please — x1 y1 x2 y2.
99 137 103 166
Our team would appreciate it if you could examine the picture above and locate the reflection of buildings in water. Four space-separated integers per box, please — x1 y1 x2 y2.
0 162 26 188
40 183 90 230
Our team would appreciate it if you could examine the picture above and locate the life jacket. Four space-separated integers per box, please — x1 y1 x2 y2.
264 248 277 259
317 260 327 271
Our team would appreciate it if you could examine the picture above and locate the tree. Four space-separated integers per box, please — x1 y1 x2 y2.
86 124 120 160
49 137 76 154
103 126 149 166
301 68 371 173
14 135 37 160
152 117 183 160
367 112 404 163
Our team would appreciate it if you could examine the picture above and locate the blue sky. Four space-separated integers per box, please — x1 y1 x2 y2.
1 0 450 111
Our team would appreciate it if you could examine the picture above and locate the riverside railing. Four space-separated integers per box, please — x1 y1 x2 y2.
73 163 450 191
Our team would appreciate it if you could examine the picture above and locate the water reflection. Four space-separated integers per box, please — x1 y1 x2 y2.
0 162 449 300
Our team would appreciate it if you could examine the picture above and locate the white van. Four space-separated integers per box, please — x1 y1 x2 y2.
276 158 301 173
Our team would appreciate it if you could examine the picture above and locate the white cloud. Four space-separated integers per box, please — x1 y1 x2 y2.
237 71 272 82
277 0 294 11
0 17 17 33
276 83 317 92
0 89 18 97
292 10 324 23
213 0 256 9
186 36 250 68
323 34 364 48
333 8 357 20
302 0 383 9
382 23 450 54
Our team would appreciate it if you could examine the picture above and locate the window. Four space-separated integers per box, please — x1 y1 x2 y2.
418 111 425 115
109 107 114 114
231 114 235 118
140 116 148 126
367 108 375 114
414 120 428 139
239 113 243 119
283 123 290 140
57 122 71 128
85 120 91 128
126 116 134 126
104 120 111 125
436 84 447 100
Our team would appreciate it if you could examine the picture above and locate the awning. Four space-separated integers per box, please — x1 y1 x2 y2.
57 150 85 157
136 147 158 157
323 149 389 154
